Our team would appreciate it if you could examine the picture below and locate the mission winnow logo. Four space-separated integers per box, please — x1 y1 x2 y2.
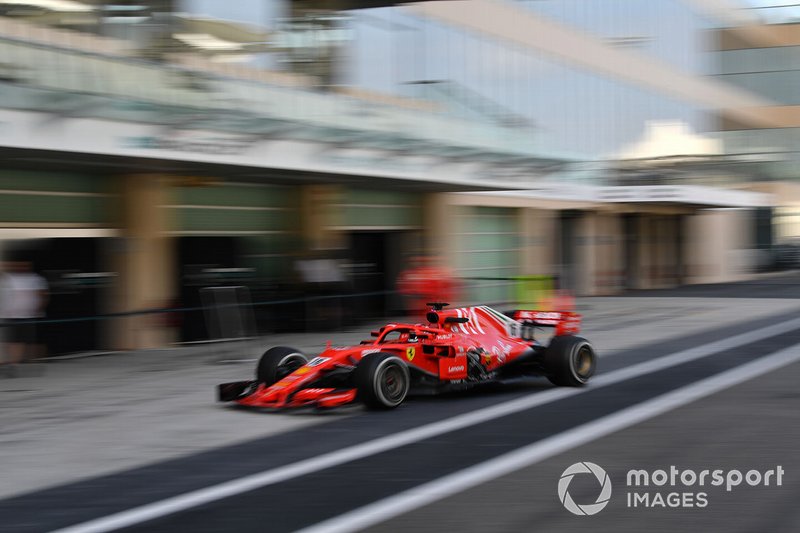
558 462 784 515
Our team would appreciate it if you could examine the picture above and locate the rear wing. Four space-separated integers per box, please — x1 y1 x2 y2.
511 310 581 336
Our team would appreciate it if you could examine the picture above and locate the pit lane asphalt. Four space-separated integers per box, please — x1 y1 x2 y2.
2 301 800 532
627 271 800 299
365 356 800 533
114 326 800 533
3 297 794 499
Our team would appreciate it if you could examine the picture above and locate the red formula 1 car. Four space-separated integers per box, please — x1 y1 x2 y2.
218 303 596 410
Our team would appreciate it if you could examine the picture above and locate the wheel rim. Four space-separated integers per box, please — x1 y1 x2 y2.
573 345 594 380
378 363 407 404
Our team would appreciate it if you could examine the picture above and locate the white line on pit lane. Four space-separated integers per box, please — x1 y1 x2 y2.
298 343 800 533
51 316 800 533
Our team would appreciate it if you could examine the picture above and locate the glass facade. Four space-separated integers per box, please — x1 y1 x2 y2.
0 0 734 174
518 0 717 75
718 129 800 180
0 34 565 165
713 41 800 180
716 46 800 105
346 0 714 159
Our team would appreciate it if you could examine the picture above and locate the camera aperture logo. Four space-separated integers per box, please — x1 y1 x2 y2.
558 462 612 516
559 462 785 515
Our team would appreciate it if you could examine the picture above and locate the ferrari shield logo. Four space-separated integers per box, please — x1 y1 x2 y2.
406 347 415 361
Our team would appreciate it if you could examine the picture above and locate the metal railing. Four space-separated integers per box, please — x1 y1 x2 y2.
0 277 556 356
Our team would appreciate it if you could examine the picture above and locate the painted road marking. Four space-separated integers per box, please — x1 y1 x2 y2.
298 343 800 533
52 316 800 533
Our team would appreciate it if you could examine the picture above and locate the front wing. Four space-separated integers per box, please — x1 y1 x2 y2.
218 381 357 408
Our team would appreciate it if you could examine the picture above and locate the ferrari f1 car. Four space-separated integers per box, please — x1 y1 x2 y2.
218 303 596 410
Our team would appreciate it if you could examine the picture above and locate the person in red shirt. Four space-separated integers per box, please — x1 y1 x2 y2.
397 256 458 317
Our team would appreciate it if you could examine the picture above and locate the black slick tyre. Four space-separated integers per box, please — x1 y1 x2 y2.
256 346 308 385
355 352 410 409
545 335 596 387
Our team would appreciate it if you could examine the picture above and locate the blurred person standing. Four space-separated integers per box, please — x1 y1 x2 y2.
1 259 48 371
295 250 348 329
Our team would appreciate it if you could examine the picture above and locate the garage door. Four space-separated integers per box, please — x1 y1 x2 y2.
455 206 520 305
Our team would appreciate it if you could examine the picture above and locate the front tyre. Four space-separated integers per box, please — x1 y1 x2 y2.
355 352 410 409
545 335 596 387
257 346 308 385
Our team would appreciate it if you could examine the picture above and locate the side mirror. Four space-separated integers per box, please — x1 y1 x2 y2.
370 330 381 337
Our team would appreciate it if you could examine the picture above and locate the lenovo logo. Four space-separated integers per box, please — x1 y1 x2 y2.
447 365 465 373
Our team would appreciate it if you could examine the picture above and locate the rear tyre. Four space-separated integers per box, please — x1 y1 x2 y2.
256 346 308 385
355 352 410 409
545 335 596 387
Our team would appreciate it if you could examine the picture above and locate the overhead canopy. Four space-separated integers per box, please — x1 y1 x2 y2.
609 120 775 187
615 120 723 161
173 14 268 45
0 0 92 12
474 183 773 209
170 14 269 56
288 0 448 11
173 33 250 52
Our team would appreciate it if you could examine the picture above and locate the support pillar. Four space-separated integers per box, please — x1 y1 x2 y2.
110 174 175 350
300 184 344 250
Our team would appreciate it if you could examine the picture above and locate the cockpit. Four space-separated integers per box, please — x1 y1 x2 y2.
378 327 421 344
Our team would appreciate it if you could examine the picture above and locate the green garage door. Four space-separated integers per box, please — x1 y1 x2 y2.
455 206 520 304
0 170 112 226
168 182 299 277
335 189 423 229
